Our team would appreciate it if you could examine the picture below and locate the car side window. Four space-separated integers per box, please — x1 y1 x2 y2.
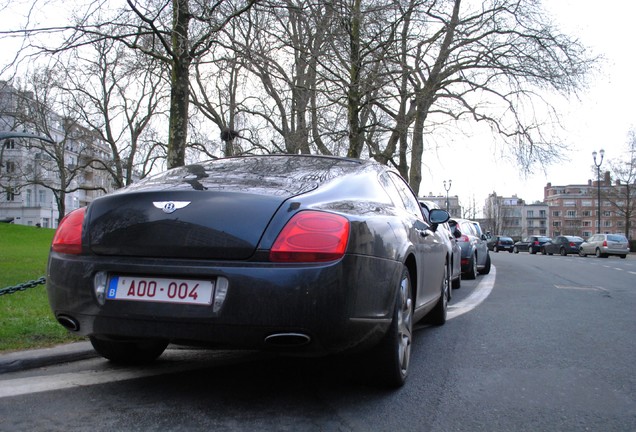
460 222 474 236
386 172 424 219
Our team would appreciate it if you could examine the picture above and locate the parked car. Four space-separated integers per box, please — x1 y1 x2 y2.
579 233 630 258
513 236 551 254
540 235 584 256
420 200 462 290
487 235 514 253
451 218 491 279
47 154 452 388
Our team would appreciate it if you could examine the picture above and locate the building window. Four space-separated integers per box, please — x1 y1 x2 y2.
553 221 561 227
39 190 46 204
4 139 15 149
527 210 534 217
539 210 546 217
583 231 592 238
552 211 560 217
603 211 611 217
5 161 16 173
564 201 576 207
604 220 612 227
566 210 576 217
582 201 592 206
6 189 15 201
582 210 591 217
583 221 591 227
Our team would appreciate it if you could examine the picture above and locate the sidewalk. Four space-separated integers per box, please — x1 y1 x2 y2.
0 341 97 374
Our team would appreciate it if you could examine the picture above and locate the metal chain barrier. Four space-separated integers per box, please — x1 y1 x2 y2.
0 277 47 297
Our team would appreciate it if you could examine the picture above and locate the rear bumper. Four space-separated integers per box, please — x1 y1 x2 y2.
47 252 400 355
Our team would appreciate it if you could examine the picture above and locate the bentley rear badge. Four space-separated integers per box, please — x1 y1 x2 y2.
153 201 191 214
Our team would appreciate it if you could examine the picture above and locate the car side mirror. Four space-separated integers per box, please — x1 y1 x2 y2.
429 209 450 224
427 209 450 233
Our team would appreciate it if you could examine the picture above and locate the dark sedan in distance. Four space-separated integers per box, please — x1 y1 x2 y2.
487 235 514 253
540 235 584 256
513 236 552 254
47 155 452 388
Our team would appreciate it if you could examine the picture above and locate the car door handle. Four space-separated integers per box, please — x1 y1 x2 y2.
416 229 429 238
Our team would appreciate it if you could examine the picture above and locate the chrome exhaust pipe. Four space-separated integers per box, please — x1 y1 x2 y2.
264 333 311 347
56 314 80 332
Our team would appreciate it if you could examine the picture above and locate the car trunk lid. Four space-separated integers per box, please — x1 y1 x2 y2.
86 190 289 259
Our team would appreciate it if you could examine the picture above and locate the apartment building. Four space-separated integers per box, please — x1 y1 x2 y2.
482 193 548 240
0 81 113 228
544 172 635 239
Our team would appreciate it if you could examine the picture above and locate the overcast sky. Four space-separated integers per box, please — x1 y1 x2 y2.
422 1 635 209
2 1 633 212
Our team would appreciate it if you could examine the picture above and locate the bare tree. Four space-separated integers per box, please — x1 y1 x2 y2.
606 130 636 238
57 39 169 188
1 0 596 194
1 0 257 168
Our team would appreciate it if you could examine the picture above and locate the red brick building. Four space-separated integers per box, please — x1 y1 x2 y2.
544 172 635 239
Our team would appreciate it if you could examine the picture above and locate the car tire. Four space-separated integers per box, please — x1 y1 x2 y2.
513 246 519 254
595 248 608 258
89 336 168 364
620 255 627 259
465 253 478 279
541 248 546 255
478 253 491 275
427 264 448 326
368 266 413 388
452 274 461 289
493 246 499 253
529 246 536 254
579 249 587 257
560 248 567 256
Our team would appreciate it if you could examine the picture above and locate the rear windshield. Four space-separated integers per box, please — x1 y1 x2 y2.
608 234 628 242
566 236 584 242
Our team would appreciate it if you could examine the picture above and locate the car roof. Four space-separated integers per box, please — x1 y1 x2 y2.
114 154 382 196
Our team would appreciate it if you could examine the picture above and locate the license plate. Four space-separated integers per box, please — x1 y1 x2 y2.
106 276 214 305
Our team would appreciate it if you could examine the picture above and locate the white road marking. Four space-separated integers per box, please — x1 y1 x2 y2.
555 285 609 293
0 362 202 399
448 266 496 319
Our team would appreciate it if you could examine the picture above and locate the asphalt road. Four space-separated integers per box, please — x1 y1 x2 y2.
0 252 634 431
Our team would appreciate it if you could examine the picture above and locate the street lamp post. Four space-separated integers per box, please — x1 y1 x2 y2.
592 149 605 234
443 179 452 214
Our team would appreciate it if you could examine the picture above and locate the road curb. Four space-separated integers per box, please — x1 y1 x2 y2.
0 341 97 374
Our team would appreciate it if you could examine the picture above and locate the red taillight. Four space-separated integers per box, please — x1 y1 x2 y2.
603 240 608 247
569 242 575 247
51 207 86 254
270 211 350 262
459 234 470 242
533 241 539 245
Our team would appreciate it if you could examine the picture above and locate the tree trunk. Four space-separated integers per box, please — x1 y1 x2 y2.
167 0 192 169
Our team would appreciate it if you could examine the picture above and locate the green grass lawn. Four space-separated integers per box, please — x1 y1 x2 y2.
0 224 83 353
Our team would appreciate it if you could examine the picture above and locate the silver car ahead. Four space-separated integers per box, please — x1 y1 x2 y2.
579 233 630 259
